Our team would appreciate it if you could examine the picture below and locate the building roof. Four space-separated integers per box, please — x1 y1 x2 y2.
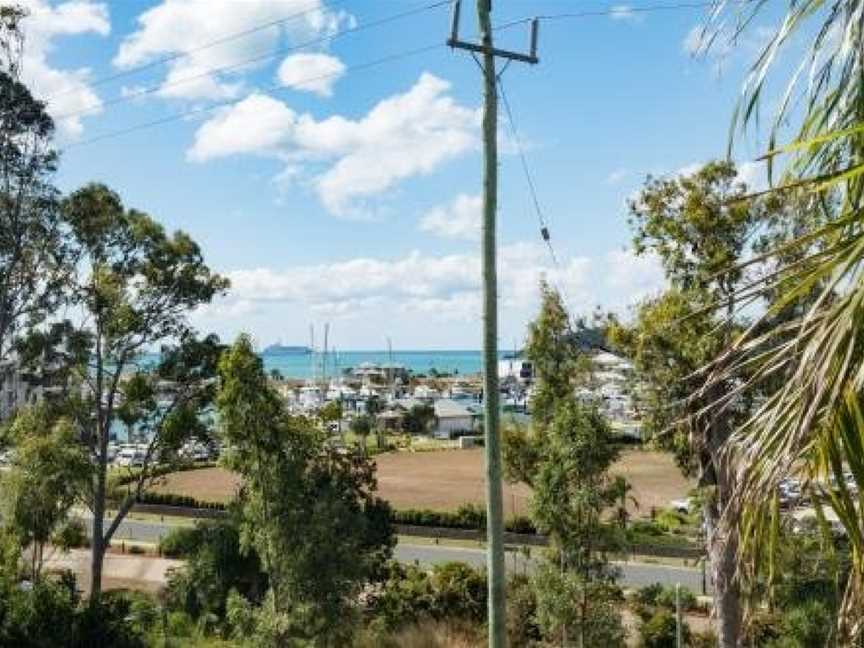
434 398 475 418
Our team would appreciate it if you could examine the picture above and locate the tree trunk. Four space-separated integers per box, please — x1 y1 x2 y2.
703 440 742 648
705 501 741 647
90 455 106 602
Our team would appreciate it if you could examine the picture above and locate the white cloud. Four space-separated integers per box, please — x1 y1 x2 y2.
187 93 296 161
18 0 110 138
188 73 479 216
192 242 666 347
277 52 345 97
419 194 481 241
114 0 349 101
604 249 664 299
610 5 640 22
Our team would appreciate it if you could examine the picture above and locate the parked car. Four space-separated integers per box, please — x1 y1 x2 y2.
779 478 803 508
670 498 694 515
115 446 146 467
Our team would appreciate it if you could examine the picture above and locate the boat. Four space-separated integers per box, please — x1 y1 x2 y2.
262 343 312 356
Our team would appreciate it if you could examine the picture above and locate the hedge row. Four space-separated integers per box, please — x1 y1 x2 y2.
390 505 538 535
136 491 227 511
135 492 539 534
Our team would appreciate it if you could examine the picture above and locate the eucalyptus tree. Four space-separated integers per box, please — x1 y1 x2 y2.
0 405 90 580
610 161 776 646
0 7 69 366
59 183 228 601
504 284 626 648
216 336 394 645
698 1 864 640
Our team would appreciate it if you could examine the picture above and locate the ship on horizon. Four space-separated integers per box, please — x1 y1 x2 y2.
261 343 312 356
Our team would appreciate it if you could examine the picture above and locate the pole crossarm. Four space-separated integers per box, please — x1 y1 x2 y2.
446 0 539 64
446 38 539 64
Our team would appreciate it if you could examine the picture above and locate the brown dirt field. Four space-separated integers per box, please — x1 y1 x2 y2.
155 448 693 518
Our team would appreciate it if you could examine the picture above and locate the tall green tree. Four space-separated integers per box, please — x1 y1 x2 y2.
0 405 90 580
610 161 774 646
504 285 626 648
217 336 394 645
0 7 69 367
57 183 228 601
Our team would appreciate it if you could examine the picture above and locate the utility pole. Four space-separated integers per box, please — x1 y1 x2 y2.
447 3 538 646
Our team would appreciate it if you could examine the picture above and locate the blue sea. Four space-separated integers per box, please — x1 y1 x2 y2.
263 350 494 379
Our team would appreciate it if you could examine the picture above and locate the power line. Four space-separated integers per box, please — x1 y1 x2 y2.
60 15 538 151
52 0 451 121
498 76 582 320
497 78 558 266
61 41 445 151
46 0 349 102
537 0 744 21
491 0 751 32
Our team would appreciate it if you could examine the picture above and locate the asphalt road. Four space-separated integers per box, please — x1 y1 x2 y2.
80 515 707 593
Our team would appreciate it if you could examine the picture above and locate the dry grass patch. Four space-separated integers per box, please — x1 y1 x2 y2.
153 448 692 518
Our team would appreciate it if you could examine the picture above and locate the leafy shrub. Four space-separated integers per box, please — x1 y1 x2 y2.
765 599 832 648
691 630 718 647
53 519 89 550
367 561 488 632
633 583 664 607
164 518 266 622
128 544 146 555
655 585 697 612
390 506 537 534
506 515 536 534
165 610 195 638
654 509 688 533
506 573 541 646
159 526 202 558
630 520 665 537
639 609 690 648
136 491 226 511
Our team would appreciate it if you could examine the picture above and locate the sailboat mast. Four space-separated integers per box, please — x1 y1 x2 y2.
323 323 329 389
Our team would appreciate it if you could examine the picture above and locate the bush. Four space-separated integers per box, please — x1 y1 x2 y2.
506 515 536 534
506 574 541 646
655 585 697 612
765 599 832 648
53 519 89 550
390 506 538 534
136 491 226 511
633 583 664 607
639 609 691 648
367 561 488 632
654 509 689 533
630 520 665 537
165 610 195 638
159 526 202 558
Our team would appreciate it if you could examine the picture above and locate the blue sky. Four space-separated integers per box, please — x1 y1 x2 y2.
25 0 783 349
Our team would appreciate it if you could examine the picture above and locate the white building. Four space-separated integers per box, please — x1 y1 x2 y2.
433 398 478 439
498 355 533 383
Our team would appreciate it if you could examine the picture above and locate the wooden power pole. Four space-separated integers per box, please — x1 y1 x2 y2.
447 3 538 646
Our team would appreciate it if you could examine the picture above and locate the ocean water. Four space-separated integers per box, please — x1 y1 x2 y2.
263 350 495 380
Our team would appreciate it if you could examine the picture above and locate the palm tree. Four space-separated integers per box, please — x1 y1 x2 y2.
608 475 638 530
704 1 864 640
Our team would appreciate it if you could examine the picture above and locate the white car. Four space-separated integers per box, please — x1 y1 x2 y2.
670 498 694 515
115 447 146 467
